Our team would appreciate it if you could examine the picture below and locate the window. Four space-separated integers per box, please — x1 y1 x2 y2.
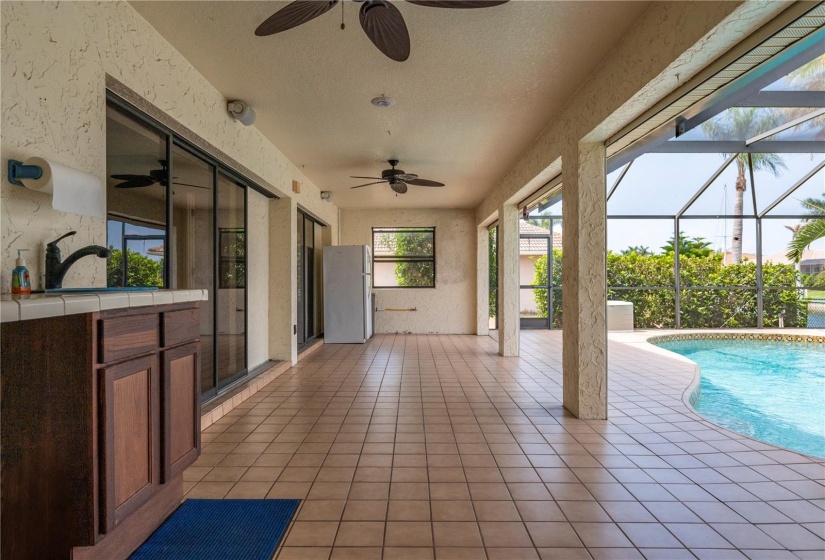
372 227 435 288
106 217 166 288
219 229 245 289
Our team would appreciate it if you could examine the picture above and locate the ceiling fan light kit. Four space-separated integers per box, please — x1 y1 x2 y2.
350 159 445 195
255 0 509 62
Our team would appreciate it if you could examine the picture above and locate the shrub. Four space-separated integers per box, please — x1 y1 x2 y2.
530 252 807 328
107 248 164 288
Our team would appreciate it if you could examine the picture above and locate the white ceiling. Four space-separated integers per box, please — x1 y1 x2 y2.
131 0 649 209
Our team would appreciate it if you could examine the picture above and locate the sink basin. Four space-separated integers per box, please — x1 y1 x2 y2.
43 287 160 294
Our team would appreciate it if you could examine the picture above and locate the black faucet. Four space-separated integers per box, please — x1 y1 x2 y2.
45 231 111 290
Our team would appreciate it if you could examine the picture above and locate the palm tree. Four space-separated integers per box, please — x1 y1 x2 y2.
702 108 787 263
787 199 825 263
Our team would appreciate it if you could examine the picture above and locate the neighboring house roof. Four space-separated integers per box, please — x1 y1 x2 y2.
723 248 824 266
519 221 562 255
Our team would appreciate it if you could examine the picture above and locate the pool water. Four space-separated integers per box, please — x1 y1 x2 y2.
657 339 825 459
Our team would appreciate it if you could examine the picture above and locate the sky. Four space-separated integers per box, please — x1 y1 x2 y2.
536 151 824 259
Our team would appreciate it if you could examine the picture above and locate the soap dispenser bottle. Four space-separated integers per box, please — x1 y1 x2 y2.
11 249 32 295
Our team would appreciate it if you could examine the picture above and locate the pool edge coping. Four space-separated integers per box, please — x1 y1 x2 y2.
643 331 825 462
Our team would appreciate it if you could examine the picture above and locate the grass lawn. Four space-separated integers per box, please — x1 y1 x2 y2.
807 290 825 299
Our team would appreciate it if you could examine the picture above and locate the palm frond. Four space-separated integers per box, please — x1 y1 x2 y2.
786 218 825 262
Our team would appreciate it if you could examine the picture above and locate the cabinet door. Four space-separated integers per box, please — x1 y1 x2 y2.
161 343 201 482
100 354 160 534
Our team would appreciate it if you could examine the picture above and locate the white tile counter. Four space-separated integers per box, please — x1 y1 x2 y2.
1 289 208 323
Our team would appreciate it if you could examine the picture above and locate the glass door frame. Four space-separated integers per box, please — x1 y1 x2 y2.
297 209 324 350
488 224 498 332
519 223 557 330
212 171 249 391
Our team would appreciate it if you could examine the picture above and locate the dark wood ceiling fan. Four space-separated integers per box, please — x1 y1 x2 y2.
351 159 445 194
255 0 509 62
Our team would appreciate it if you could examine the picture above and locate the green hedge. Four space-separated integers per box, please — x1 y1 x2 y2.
531 252 807 328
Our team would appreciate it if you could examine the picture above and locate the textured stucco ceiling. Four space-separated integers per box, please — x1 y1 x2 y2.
131 0 649 209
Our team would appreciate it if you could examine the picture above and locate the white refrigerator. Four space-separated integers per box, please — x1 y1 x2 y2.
323 245 374 343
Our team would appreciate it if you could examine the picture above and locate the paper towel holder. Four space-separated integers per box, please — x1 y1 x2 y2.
7 159 43 187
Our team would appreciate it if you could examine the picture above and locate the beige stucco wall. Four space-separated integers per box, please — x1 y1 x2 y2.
247 188 270 370
340 208 476 334
0 0 338 293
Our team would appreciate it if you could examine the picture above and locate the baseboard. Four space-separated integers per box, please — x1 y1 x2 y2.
200 340 325 429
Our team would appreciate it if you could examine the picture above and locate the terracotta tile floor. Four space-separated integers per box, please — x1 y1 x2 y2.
184 332 825 560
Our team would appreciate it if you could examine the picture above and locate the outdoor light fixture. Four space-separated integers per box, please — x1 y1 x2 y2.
227 100 256 126
320 191 333 202
370 95 395 108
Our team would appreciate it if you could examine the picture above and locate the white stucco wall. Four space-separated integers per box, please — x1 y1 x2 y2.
340 208 476 334
0 0 338 293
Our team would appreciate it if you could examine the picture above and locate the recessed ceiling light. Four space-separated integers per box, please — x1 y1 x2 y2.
371 95 395 108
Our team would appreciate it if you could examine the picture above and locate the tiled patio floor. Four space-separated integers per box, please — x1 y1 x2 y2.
185 332 825 560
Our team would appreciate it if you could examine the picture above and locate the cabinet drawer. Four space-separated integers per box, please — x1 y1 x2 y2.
99 314 158 364
161 308 199 348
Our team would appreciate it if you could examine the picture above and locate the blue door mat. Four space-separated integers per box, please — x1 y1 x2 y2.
130 499 300 560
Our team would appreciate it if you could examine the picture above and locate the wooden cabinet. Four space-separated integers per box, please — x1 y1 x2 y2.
100 354 161 533
161 342 201 482
1 302 201 560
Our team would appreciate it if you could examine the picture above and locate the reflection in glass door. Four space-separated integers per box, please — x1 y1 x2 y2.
170 144 216 394
217 173 247 387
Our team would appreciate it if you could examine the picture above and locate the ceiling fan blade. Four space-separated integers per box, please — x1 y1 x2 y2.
359 1 410 62
111 174 156 188
255 0 338 36
406 178 445 187
390 182 408 194
351 181 387 189
396 173 418 182
349 176 385 180
406 0 509 7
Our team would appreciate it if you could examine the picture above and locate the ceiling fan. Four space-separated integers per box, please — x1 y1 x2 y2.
351 159 444 194
255 0 510 62
111 160 207 190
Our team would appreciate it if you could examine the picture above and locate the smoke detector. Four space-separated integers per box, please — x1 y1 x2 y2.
370 95 395 108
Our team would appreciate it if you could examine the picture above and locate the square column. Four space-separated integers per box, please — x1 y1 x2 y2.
477 225 490 336
269 197 298 365
497 203 519 357
561 142 607 419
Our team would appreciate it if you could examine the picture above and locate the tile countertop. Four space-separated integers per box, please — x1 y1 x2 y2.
0 289 209 323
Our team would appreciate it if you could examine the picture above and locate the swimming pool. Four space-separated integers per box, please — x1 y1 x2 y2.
656 338 825 459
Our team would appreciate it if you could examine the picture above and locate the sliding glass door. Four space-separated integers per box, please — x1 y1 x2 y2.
170 144 216 393
297 210 324 348
106 94 258 402
216 173 247 388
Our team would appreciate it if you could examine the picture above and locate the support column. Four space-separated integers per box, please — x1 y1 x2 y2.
269 197 298 365
498 203 519 357
477 225 490 336
561 142 607 419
